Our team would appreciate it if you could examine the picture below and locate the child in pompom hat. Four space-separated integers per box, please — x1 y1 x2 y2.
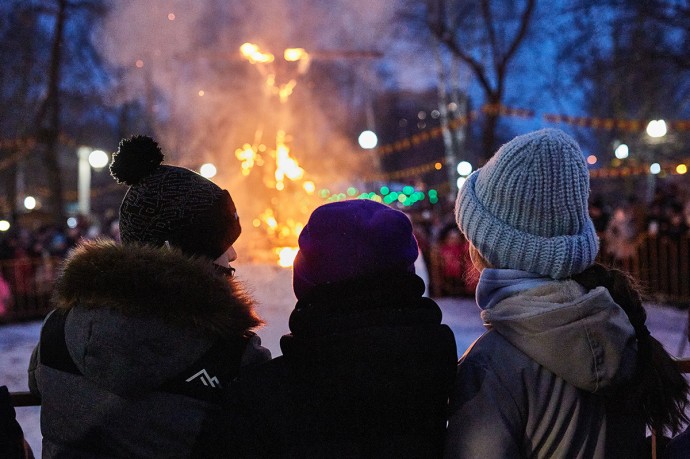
445 128 688 458
28 135 270 458
224 199 458 458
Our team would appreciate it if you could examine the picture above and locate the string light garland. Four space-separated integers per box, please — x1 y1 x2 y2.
362 158 446 181
481 104 535 118
0 138 37 149
373 103 690 180
545 115 690 132
0 134 78 172
590 159 690 178
0 138 38 172
373 103 690 159
2 104 688 196
375 113 476 157
0 149 30 173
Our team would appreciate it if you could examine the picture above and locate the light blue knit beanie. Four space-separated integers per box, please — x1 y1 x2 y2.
455 128 599 279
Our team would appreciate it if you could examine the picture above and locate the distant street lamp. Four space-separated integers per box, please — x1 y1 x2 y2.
89 150 109 169
646 119 667 138
645 120 667 202
24 196 37 210
78 146 109 216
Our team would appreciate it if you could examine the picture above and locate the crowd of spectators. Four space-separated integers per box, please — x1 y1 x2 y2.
592 184 690 267
411 207 477 298
0 215 119 319
0 204 479 321
1 185 689 320
413 183 690 298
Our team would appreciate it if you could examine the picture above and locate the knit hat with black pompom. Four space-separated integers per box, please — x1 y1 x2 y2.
110 135 241 260
455 128 599 279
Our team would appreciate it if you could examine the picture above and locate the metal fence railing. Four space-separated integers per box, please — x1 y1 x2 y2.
0 235 688 326
428 234 690 305
0 256 61 323
598 234 690 305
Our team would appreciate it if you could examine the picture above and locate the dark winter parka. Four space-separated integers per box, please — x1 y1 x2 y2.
224 273 458 458
28 240 267 458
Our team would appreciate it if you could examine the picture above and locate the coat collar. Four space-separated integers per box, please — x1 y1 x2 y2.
52 239 262 338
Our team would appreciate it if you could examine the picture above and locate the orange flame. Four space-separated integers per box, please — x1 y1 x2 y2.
284 48 307 62
274 130 304 188
237 44 314 266
277 79 297 103
276 246 299 267
239 43 274 64
235 143 258 176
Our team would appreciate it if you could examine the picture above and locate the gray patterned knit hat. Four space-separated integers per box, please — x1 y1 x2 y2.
455 128 599 279
110 135 241 260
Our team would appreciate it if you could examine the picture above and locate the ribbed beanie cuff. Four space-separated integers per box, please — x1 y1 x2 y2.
455 129 599 279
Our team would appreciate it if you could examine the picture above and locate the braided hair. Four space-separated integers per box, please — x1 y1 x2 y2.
573 263 689 434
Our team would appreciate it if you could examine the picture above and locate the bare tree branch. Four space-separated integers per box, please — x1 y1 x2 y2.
427 0 537 157
499 0 536 72
433 28 495 95
480 0 501 73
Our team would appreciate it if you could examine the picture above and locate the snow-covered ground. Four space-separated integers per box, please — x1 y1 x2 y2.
2 263 689 456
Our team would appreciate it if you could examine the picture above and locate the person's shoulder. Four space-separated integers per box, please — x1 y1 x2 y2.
463 330 511 355
462 330 536 373
230 356 293 417
235 356 286 394
666 426 690 459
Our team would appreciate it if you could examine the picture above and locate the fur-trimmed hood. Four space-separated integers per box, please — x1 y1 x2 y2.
50 239 262 395
54 239 261 336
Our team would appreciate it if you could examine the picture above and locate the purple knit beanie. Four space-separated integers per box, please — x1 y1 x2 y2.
292 200 419 300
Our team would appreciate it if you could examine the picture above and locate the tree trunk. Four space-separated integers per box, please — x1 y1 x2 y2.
481 94 500 159
36 0 67 225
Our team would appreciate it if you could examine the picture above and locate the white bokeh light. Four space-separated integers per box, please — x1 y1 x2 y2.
199 163 217 178
88 149 109 169
614 144 629 159
24 196 36 210
646 120 667 138
456 161 473 176
358 130 378 149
